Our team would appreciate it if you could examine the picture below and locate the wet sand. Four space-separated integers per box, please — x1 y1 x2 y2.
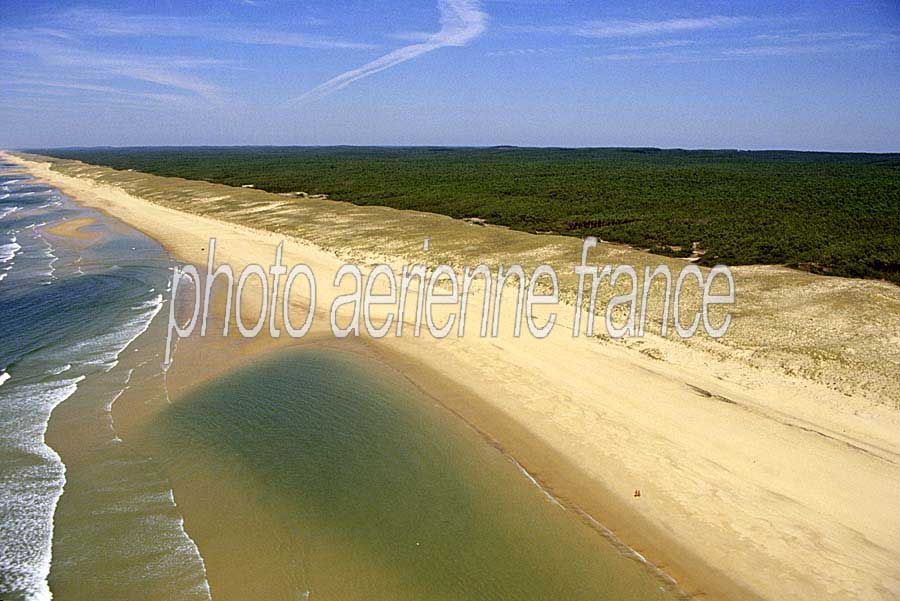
7 151 900 601
44 217 100 241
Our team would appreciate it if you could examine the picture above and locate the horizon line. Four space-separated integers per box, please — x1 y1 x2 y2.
9 144 900 155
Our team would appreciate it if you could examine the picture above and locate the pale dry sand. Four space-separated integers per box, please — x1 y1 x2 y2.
7 151 900 601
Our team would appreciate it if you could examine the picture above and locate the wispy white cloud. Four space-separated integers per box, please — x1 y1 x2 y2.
487 46 562 57
510 15 749 38
580 30 898 63
293 0 487 101
386 31 435 43
614 39 695 51
58 8 374 50
723 39 892 57
0 77 188 104
0 33 222 100
573 16 749 38
11 27 76 41
487 39 697 58
752 31 871 43
585 53 651 62
1 5 376 110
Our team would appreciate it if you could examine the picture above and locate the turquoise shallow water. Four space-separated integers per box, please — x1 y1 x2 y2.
147 348 680 601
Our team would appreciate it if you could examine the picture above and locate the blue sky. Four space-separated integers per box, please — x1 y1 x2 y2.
2 0 898 151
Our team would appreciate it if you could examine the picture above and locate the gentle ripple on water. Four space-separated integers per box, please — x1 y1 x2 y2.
0 168 210 601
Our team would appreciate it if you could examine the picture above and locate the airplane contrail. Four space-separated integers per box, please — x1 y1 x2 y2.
293 0 486 102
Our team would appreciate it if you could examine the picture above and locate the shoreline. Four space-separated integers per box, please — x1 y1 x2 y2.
9 155 726 599
0 170 211 601
173 332 701 596
8 151 900 601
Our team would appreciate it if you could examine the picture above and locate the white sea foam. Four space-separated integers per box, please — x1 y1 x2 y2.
134 294 164 311
2 290 168 598
64 303 161 376
0 174 212 599
504 451 678 587
0 234 17 282
72 256 86 277
68 295 165 372
28 236 60 283
105 368 134 442
0 205 22 220
508 456 565 510
36 199 63 211
0 238 21 264
44 241 58 282
0 376 85 601
165 489 213 601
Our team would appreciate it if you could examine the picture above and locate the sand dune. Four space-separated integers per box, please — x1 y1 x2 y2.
6 151 900 601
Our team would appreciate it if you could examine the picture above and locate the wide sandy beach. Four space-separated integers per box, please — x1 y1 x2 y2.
6 151 900 601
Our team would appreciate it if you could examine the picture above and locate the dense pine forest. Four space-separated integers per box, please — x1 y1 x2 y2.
39 146 900 283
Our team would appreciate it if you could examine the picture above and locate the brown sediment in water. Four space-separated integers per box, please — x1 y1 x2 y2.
45 217 100 241
9 150 900 601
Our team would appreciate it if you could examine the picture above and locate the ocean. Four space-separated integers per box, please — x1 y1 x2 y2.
0 163 209 601
0 162 679 600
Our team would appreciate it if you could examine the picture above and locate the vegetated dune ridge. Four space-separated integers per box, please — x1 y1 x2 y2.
39 146 900 284
8 151 900 601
